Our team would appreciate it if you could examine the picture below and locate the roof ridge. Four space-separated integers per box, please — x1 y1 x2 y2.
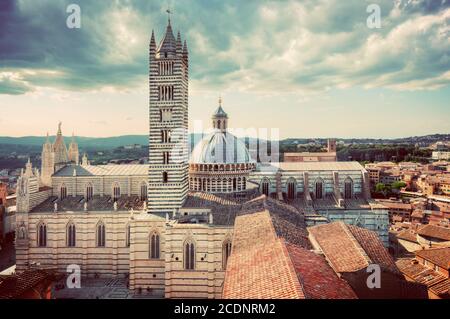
340 223 372 266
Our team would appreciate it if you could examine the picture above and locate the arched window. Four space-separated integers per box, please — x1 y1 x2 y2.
112 183 120 202
287 178 296 200
163 172 168 183
222 240 232 270
150 232 160 259
184 240 195 270
96 222 106 247
344 177 353 199
163 151 170 164
67 222 76 247
140 182 147 201
261 179 269 196
86 183 93 201
315 179 323 199
126 224 131 247
60 184 67 200
37 222 47 247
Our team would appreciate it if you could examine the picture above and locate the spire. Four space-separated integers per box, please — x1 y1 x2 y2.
182 39 188 62
213 97 228 118
44 132 51 146
150 29 156 56
176 31 182 55
57 121 62 136
157 12 177 56
25 158 33 177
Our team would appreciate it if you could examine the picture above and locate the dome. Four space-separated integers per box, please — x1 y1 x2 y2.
190 130 254 164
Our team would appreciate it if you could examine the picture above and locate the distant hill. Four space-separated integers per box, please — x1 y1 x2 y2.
0 135 148 150
0 133 448 150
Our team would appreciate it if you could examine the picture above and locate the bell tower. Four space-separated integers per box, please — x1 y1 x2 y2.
147 14 189 214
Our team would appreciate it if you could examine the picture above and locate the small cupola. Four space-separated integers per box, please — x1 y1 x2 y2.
212 97 228 132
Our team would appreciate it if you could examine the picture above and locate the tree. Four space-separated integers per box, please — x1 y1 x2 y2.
391 181 406 190
375 183 390 197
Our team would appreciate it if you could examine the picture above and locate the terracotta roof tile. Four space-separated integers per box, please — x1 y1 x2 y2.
0 269 61 299
308 222 370 273
396 229 419 243
396 258 447 289
415 248 450 269
417 225 450 241
223 211 305 299
285 243 357 299
347 225 400 275
308 222 400 275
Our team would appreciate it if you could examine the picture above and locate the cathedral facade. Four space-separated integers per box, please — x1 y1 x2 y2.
14 17 389 299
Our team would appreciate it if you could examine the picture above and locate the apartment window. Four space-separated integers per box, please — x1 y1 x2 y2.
163 172 168 183
96 222 106 247
150 232 160 259
184 241 195 270
37 222 47 247
67 223 76 247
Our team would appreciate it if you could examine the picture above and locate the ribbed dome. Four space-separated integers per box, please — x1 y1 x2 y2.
190 130 254 164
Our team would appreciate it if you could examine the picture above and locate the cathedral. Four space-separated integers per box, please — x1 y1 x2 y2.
14 16 389 299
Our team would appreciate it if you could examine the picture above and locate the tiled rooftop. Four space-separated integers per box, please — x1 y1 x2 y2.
222 211 305 299
285 243 357 299
416 248 450 269
258 161 365 172
0 269 61 299
396 229 419 243
53 164 147 177
31 195 145 213
396 258 448 292
417 224 450 241
347 224 400 275
308 222 400 275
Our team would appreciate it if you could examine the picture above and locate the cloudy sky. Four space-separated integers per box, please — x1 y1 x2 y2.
0 0 449 139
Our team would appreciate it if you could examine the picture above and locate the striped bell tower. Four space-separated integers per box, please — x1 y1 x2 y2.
148 16 189 214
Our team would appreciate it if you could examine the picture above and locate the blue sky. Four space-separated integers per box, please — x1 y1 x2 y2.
0 0 449 138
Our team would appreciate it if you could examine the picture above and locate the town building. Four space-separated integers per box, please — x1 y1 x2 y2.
284 139 337 162
396 248 450 299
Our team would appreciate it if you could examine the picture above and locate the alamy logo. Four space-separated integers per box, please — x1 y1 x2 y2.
66 4 81 29
66 264 81 289
366 264 381 289
366 4 381 29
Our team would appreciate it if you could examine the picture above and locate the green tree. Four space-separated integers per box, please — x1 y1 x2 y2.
391 181 406 190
